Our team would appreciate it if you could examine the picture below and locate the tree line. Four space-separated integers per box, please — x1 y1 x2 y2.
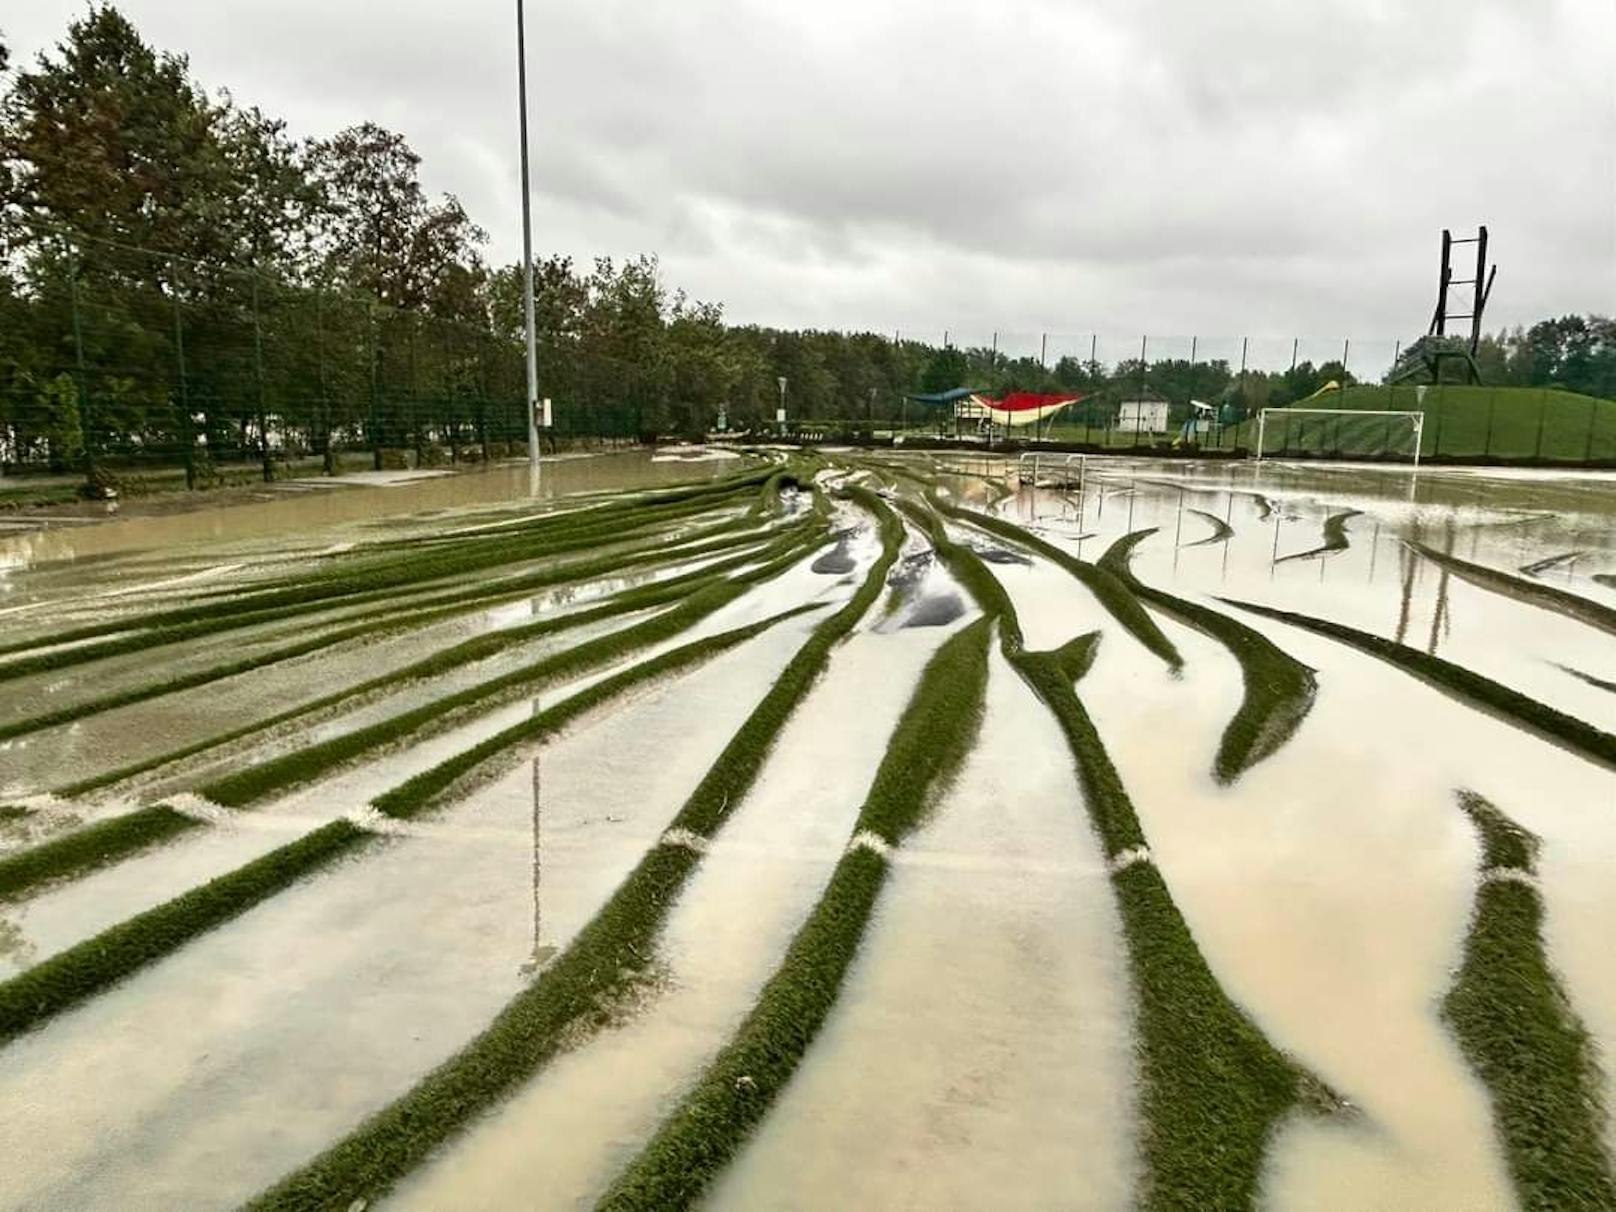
2 7 1612 486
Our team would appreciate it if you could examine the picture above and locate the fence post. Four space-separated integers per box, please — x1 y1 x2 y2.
170 258 195 489
1484 387 1497 457
250 273 271 482
1134 334 1146 448
68 246 99 490
408 317 424 466
1234 336 1248 452
1534 388 1548 460
1086 333 1096 447
315 288 334 475
1186 335 1198 447
367 300 382 470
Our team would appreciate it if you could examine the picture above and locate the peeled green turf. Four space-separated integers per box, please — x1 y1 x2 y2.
1443 791 1616 1209
245 489 907 1212
0 601 820 1052
1223 598 1616 771
600 618 992 1210
928 496 1184 671
1410 541 1616 637
370 603 826 820
199 541 819 808
0 806 201 902
1557 665 1616 695
1275 508 1361 562
912 497 1337 1208
3 527 786 747
0 476 771 678
0 819 371 1045
1182 507 1234 546
1100 529 1316 783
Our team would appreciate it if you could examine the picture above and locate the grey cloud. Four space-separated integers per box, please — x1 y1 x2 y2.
7 0 1612 339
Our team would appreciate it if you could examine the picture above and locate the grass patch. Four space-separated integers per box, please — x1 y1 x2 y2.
1443 791 1616 1209
930 496 1184 671
1410 542 1616 637
244 489 906 1211
1222 597 1616 771
0 819 371 1046
0 806 201 903
1226 384 1616 463
1275 508 1361 562
599 618 992 1210
1099 529 1317 783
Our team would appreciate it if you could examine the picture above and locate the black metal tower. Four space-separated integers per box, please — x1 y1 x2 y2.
1391 226 1498 384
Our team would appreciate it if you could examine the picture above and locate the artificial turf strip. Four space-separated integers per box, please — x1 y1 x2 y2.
1275 508 1362 562
199 542 817 809
1556 664 1616 695
599 618 993 1211
1442 791 1616 1210
0 603 814 1053
1520 550 1583 577
931 497 1184 671
1409 542 1616 637
243 491 906 1212
0 819 370 1047
0 483 769 676
1222 598 1616 771
0 528 784 745
52 529 815 799
1183 507 1234 546
0 511 755 685
1099 529 1317 783
0 806 201 902
917 511 1337 1208
370 602 827 820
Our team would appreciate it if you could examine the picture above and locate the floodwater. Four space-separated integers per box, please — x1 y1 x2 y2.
0 448 1612 1209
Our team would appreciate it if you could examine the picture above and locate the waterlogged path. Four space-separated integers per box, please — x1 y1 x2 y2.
0 451 1611 1210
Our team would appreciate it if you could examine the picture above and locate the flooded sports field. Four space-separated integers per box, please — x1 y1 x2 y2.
0 446 1612 1210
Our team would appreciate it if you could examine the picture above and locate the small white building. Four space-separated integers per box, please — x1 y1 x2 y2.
1117 399 1171 433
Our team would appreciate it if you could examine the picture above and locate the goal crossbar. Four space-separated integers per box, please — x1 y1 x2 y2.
1255 407 1425 468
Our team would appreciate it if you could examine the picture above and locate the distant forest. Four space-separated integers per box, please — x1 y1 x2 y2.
1 6 1612 468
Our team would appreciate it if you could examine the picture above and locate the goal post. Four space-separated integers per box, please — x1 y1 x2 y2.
1255 408 1426 468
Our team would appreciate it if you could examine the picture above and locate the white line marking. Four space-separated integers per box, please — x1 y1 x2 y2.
847 829 892 858
1108 846 1152 874
660 827 710 854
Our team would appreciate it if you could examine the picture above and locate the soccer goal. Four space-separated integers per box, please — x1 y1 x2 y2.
1254 408 1426 468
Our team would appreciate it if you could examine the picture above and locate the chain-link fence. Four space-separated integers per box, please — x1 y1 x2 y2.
4 229 1613 495
0 229 641 494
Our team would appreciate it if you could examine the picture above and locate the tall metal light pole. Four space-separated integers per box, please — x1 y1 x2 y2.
516 0 541 492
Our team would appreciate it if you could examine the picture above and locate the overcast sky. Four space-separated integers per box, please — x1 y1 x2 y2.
6 0 1613 363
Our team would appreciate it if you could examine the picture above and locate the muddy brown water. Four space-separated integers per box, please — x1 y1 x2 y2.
0 451 1611 1208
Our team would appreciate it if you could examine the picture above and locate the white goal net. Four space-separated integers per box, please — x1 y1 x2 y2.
1255 408 1426 466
